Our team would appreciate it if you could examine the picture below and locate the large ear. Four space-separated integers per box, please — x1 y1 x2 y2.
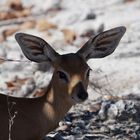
15 33 59 63
77 26 126 60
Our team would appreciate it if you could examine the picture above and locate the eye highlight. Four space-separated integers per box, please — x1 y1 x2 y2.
57 71 69 83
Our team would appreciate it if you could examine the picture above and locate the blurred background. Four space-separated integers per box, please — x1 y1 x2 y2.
0 0 140 99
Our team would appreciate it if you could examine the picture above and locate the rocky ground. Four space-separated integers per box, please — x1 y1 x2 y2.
44 95 140 140
0 0 140 139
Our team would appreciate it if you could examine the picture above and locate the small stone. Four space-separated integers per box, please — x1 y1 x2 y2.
46 133 64 140
103 94 114 101
76 121 85 129
80 29 95 38
98 101 111 120
97 23 104 33
88 103 101 114
20 79 35 97
104 119 116 125
65 121 72 126
85 12 96 20
64 114 73 122
59 121 65 127
56 125 68 131
107 104 118 120
115 100 125 113
100 126 110 133
64 135 75 140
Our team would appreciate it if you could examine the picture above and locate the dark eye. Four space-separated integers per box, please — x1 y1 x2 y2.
57 71 69 83
86 69 91 78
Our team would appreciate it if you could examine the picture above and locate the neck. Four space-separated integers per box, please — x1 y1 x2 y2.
42 82 72 131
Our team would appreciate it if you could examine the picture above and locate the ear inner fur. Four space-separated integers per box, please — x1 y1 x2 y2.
77 26 126 60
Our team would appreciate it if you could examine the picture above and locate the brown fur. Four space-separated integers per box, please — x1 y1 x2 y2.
0 26 126 140
0 54 89 140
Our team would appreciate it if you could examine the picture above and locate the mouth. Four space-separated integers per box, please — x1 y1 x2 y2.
71 95 87 104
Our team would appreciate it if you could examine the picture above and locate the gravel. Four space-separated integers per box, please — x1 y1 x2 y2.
44 96 140 140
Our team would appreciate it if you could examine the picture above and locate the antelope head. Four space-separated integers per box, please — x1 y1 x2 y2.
15 26 126 106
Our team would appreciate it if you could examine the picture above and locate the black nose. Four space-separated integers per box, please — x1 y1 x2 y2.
77 91 88 101
74 82 88 101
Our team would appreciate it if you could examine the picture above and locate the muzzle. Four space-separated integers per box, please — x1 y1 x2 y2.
72 82 88 103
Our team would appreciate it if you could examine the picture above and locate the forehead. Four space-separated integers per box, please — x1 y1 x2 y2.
57 53 89 73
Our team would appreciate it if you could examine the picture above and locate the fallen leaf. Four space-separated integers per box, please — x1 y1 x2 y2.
102 94 119 101
15 77 30 85
20 20 36 30
0 0 32 21
0 11 16 20
5 77 31 93
5 81 15 88
61 28 76 44
33 89 45 97
2 27 19 39
0 58 6 64
0 9 31 21
88 103 101 113
36 19 57 31
0 36 5 43
5 77 34 97
14 8 32 18
7 0 24 11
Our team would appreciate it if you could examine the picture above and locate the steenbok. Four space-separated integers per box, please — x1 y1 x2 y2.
0 26 126 140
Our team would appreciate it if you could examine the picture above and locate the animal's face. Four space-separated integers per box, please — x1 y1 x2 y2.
52 53 90 104
15 26 126 104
